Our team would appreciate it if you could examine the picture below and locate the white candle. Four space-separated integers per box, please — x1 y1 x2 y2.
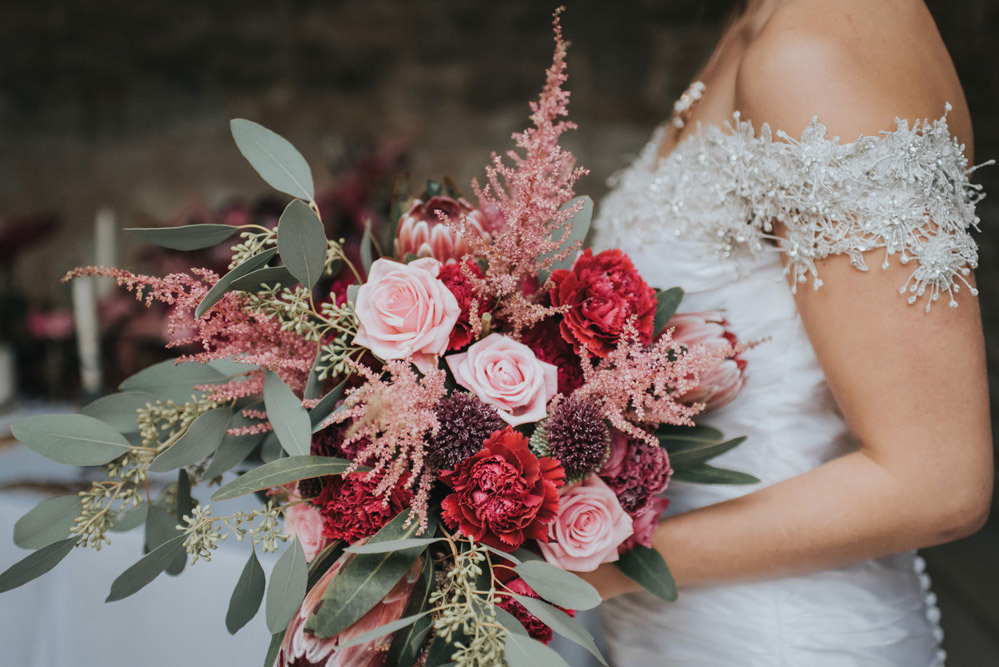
94 207 117 297
72 276 102 396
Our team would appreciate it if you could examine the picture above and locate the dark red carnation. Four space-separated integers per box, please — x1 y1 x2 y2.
599 429 672 514
315 472 412 544
550 248 657 358
438 260 484 351
521 316 584 394
439 427 565 551
496 577 576 644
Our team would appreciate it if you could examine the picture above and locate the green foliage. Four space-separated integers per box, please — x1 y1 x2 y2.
125 224 240 251
148 407 231 472
211 456 355 501
277 200 327 289
203 410 268 479
80 392 155 433
106 534 186 602
230 266 298 293
14 495 82 550
145 505 187 576
496 605 570 667
387 554 436 667
266 536 308 633
11 414 133 466
511 560 601 611
510 594 607 665
196 247 278 318
671 464 760 485
614 545 677 603
653 287 684 336
227 551 266 635
308 379 346 431
230 119 315 201
657 424 758 484
120 359 226 404
0 538 77 594
344 538 442 555
263 371 312 457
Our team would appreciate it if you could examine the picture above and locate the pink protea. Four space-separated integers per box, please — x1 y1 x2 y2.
276 554 422 667
666 311 747 413
394 196 491 264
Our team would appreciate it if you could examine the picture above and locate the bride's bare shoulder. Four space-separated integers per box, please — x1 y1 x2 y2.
734 0 972 151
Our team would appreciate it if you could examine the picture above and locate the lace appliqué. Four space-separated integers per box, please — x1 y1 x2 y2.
594 105 990 311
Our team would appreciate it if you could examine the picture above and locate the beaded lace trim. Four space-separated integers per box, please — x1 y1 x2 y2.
593 105 990 310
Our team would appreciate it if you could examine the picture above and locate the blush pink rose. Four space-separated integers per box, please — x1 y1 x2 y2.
353 257 461 373
284 501 327 562
538 476 634 572
445 333 558 426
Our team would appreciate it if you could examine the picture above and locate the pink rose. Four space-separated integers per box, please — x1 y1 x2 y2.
284 501 327 562
538 476 633 572
666 311 747 413
445 333 558 427
621 496 670 552
353 257 461 372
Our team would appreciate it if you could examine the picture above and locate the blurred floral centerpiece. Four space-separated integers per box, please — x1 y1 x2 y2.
1 11 755 667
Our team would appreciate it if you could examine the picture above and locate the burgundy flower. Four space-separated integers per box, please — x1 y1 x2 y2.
666 311 747 412
521 316 584 394
600 429 672 514
496 577 576 645
550 249 657 358
437 261 484 351
439 427 565 551
394 196 491 264
315 472 412 545
620 496 670 552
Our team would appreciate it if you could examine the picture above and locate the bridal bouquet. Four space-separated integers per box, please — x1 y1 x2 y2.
1 12 756 667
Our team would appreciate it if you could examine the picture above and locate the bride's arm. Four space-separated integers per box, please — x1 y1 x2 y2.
583 7 993 598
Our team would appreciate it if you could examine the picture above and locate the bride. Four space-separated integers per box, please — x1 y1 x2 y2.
582 0 993 664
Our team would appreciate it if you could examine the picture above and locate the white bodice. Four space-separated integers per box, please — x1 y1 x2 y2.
591 110 986 666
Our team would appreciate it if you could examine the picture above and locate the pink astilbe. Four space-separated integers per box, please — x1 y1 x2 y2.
65 266 315 399
330 359 447 533
573 323 737 447
458 9 589 335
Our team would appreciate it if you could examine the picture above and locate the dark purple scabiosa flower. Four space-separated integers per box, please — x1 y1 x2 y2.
530 395 610 483
428 391 505 470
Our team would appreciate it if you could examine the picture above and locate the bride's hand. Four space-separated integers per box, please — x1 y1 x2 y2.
573 562 640 601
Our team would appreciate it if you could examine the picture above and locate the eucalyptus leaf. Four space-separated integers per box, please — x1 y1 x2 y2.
120 359 226 403
336 611 430 650
230 118 315 201
145 505 186 576
227 551 266 635
277 200 327 289
80 391 155 433
260 432 283 463
230 265 298 293
360 220 375 274
496 606 571 667
306 512 425 639
423 635 457 667
207 357 260 376
203 425 266 479
263 371 311 457
387 554 435 667
481 544 521 564
614 545 677 603
125 224 240 251
196 248 278 318
0 538 77 594
14 495 82 550
510 594 607 665
263 631 285 667
149 407 231 472
211 456 354 501
667 436 747 467
106 534 186 602
656 423 725 441
110 504 148 533
653 287 685 336
344 538 442 555
266 537 308 633
512 560 601 611
303 352 324 401
346 284 359 306
310 380 346 431
11 414 133 466
176 469 194 527
307 540 346 591
671 463 760 485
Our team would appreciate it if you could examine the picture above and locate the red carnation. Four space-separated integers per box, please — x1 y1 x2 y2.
521 316 584 394
439 427 565 551
438 260 484 351
496 577 576 644
550 248 657 358
315 472 412 544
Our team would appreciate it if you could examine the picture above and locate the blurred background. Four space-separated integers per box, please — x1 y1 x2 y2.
0 0 996 664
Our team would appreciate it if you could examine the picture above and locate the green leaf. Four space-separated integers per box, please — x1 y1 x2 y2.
306 512 425 639
512 560 601 611
14 495 82 550
196 248 278 318
0 538 77 593
360 220 375 274
203 427 266 479
277 200 327 289
230 118 315 201
510 594 607 665
80 391 155 433
110 504 149 533
11 414 133 466
387 554 435 667
227 551 266 635
230 265 298 293
260 432 283 463
211 455 354 500
655 423 725 444
124 224 240 251
106 534 186 602
497 606 571 667
482 544 522 564
207 357 260 375
344 538 442 555
671 463 760 485
263 631 285 667
336 611 430 650
149 407 231 472
262 371 311 457
310 380 347 432
303 352 324 401
543 196 594 279
423 634 457 666
176 469 195 527
347 284 359 306
653 287 685 336
666 436 747 467
145 505 186 576
266 537 308 633
120 359 227 403
614 545 677 603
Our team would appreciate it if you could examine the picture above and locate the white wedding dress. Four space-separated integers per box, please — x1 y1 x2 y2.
590 100 987 666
